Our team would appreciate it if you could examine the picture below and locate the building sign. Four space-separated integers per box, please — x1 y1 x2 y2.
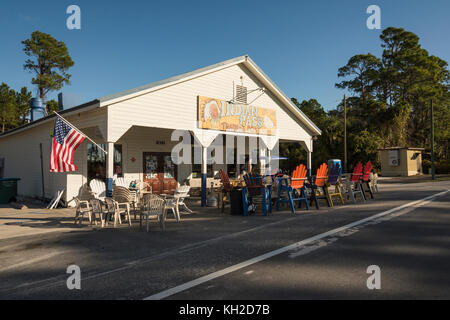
388 150 400 166
198 96 277 135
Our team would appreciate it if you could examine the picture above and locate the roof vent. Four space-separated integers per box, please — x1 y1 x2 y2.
235 85 247 104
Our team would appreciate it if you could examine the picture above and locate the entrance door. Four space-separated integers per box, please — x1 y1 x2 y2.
143 152 177 195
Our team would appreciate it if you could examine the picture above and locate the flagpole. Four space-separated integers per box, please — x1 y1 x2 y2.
53 111 108 154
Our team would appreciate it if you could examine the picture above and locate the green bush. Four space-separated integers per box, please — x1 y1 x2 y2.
436 160 450 174
422 159 431 174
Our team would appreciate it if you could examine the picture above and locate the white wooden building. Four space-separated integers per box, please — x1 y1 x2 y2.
0 55 321 206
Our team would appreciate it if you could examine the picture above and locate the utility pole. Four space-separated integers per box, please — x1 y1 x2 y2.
344 94 347 173
430 99 435 180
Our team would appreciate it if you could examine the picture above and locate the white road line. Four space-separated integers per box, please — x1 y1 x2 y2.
144 189 450 300
0 251 66 272
0 208 316 294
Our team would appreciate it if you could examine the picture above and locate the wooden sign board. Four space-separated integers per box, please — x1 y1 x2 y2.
198 96 277 136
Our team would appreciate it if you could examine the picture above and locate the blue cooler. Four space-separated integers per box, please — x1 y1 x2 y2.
327 159 342 174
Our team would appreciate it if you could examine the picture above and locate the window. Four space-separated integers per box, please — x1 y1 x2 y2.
114 145 123 177
239 154 250 174
87 144 122 181
87 143 106 181
226 149 237 178
0 158 4 178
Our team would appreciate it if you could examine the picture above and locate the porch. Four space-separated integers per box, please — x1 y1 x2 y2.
69 125 313 206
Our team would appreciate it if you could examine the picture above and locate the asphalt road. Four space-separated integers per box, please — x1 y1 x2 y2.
0 180 449 300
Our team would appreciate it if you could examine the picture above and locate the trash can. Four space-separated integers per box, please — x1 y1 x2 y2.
327 159 343 174
0 178 20 204
230 188 243 215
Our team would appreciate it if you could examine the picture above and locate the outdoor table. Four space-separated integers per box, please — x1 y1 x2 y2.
229 179 244 188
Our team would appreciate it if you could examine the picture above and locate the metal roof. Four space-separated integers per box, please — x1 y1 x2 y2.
0 99 99 138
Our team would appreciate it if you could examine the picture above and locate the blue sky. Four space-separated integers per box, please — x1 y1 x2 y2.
1 0 449 110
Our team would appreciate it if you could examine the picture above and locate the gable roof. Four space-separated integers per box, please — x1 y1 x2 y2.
97 55 321 135
0 55 321 138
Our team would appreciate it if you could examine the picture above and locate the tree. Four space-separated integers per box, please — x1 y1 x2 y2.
22 31 74 113
0 83 17 132
290 98 344 169
332 26 449 172
336 54 381 105
15 87 32 125
336 27 449 153
46 100 59 115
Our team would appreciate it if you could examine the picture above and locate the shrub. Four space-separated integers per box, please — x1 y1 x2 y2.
436 160 450 174
422 159 431 174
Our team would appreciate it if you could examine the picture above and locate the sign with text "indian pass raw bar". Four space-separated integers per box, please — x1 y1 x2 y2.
198 96 277 136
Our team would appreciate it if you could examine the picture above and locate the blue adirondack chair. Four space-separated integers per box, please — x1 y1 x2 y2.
325 163 344 206
276 164 309 214
242 173 272 216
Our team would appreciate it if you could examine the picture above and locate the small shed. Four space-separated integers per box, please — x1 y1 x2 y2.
378 147 424 176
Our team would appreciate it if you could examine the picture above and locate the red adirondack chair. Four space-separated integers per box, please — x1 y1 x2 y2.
307 163 331 209
219 169 233 212
344 162 366 203
361 161 374 199
275 164 309 214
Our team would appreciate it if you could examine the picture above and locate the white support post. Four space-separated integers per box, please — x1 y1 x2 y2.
201 145 208 206
259 146 266 176
248 136 258 173
307 151 312 176
106 142 114 197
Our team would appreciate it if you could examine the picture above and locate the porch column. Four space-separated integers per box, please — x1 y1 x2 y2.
307 150 312 177
259 146 266 176
201 145 208 207
106 142 114 197
266 148 271 175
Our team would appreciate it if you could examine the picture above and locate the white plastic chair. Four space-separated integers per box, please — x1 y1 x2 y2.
140 194 166 232
164 185 192 222
113 186 139 220
341 173 365 204
104 197 131 228
369 173 379 193
73 197 97 226
114 176 130 188
89 179 106 201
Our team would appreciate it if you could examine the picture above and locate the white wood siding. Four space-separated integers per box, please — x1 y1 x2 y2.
0 122 66 200
0 108 107 205
0 60 316 207
116 127 191 184
107 64 314 146
64 108 108 205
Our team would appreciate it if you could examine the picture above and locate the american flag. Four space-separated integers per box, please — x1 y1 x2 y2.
50 117 85 172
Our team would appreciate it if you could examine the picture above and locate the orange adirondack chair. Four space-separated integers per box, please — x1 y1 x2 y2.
219 169 233 212
306 163 331 209
276 164 309 214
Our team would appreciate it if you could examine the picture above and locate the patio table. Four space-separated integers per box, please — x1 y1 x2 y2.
229 179 243 187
